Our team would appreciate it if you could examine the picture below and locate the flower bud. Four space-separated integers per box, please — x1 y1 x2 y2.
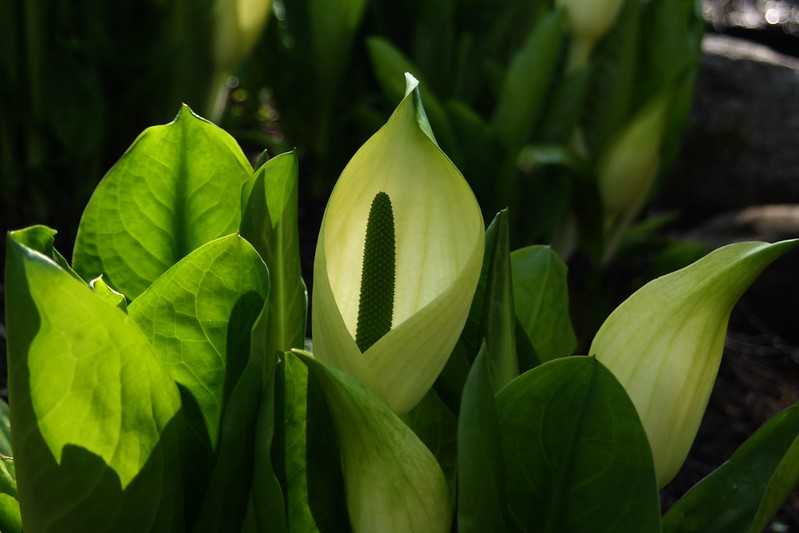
212 0 272 73
597 92 670 228
556 0 624 69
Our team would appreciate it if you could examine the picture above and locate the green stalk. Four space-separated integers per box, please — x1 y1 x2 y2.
355 191 396 352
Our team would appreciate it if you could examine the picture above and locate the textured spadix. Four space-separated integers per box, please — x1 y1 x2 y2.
312 74 484 415
591 240 798 487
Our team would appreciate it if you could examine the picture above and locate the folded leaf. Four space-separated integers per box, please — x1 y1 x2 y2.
296 351 451 533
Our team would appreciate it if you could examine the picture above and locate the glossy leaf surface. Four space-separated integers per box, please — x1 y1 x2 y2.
496 356 660 532
73 105 252 299
6 227 184 531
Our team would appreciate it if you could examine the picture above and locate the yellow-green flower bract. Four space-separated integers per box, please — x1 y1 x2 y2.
312 74 484 415
591 240 798 488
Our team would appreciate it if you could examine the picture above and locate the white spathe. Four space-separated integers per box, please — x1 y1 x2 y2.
313 75 484 415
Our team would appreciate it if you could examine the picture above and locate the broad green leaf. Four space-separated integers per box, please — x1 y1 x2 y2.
410 0 455 95
252 355 288 533
73 105 252 299
273 352 348 532
6 227 184 531
194 313 276 533
638 0 703 168
511 245 576 361
296 351 451 532
580 0 641 158
307 0 368 116
591 240 799 487
537 65 593 143
637 0 702 104
444 101 504 215
491 10 564 150
127 234 268 526
480 209 519 392
129 234 267 451
496 357 660 532
434 339 472 415
403 387 459 495
662 402 799 533
0 399 11 456
0 457 21 533
457 344 508 533
240 151 307 354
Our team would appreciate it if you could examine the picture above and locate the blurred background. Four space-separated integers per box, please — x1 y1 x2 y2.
3 0 799 527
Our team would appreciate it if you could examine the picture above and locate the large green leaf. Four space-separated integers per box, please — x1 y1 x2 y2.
272 353 348 532
252 354 288 533
0 399 11 456
127 234 268 527
510 245 576 361
73 105 252 300
663 402 799 533
457 344 508 532
0 457 21 533
129 234 267 452
5 226 185 531
296 351 451 532
580 0 641 158
403 387 459 496
490 10 564 150
496 356 660 532
410 0 455 95
480 209 519 391
194 313 276 533
240 151 307 354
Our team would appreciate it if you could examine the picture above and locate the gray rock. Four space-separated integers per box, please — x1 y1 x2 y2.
660 34 799 224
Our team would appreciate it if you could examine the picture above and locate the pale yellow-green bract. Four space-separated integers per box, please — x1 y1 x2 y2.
597 92 670 229
212 0 272 72
591 240 798 488
312 74 485 415
556 0 624 69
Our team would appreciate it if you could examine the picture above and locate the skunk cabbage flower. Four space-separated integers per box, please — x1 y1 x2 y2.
209 0 271 119
590 240 797 488
597 93 670 230
312 74 484 415
212 0 272 73
556 0 624 70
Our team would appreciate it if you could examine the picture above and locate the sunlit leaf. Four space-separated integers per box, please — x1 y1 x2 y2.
6 227 184 531
127 234 268 528
73 105 252 299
